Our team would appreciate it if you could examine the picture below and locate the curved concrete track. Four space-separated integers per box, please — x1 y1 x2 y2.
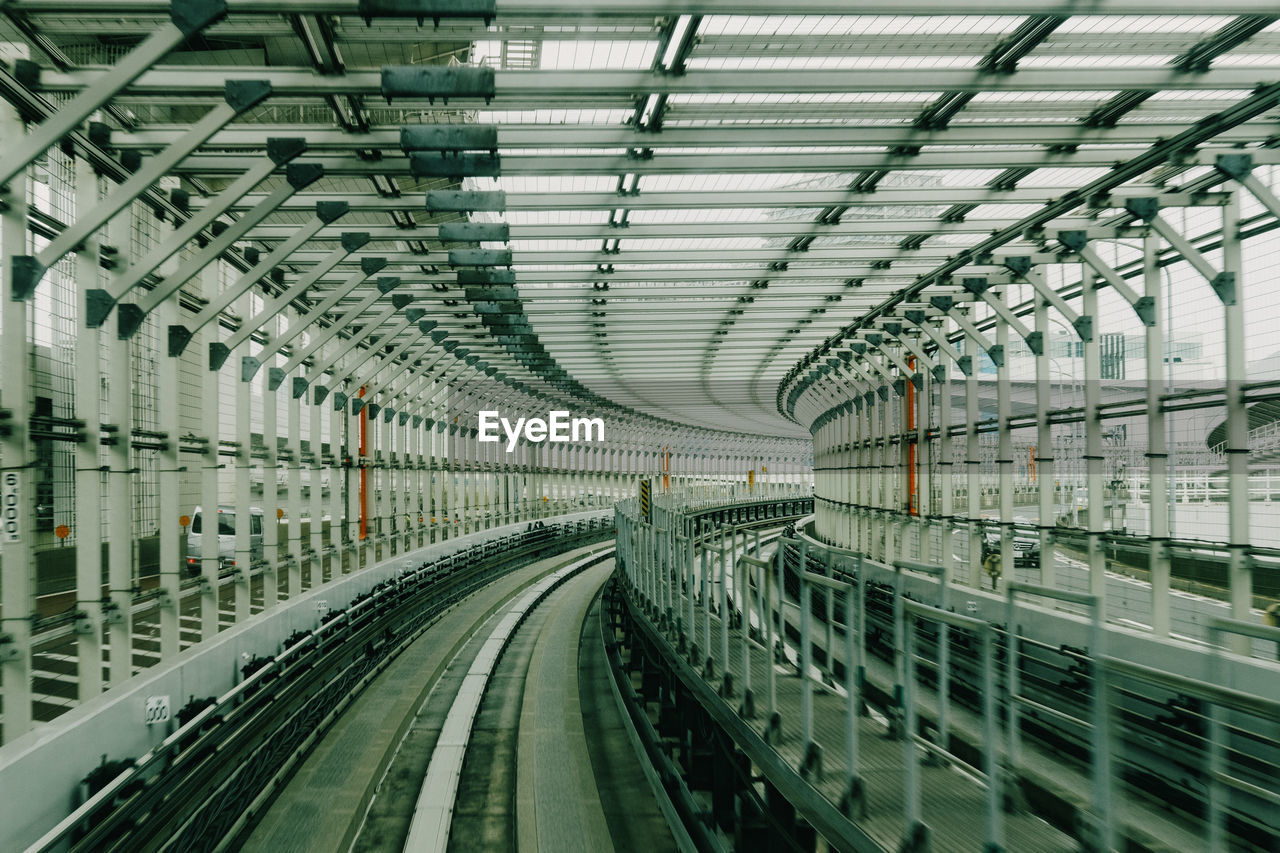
242 544 676 853
240 543 604 852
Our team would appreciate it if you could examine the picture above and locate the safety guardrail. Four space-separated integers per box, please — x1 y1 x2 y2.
25 515 614 853
616 496 1280 853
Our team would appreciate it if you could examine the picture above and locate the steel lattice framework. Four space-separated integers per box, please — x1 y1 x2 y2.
1 2 1277 437
3 0 1280 775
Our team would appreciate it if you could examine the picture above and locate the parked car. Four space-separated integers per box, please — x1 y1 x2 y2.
982 515 1041 566
186 505 263 575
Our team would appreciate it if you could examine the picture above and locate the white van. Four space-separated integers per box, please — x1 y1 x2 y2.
186 505 264 575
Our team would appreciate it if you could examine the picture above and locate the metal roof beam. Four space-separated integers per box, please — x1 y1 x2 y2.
32 65 1277 99
108 122 1280 151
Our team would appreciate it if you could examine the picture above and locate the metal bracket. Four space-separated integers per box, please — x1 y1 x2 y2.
265 136 306 165
172 0 229 37
1214 153 1253 181
224 79 272 113
167 325 194 357
209 342 232 371
285 162 324 190
1210 271 1237 306
116 303 146 340
425 190 507 212
85 289 117 328
1124 197 1160 222
10 256 44 301
316 200 349 224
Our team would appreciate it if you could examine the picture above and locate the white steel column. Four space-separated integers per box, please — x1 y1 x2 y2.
232 294 252 621
199 266 221 640
1033 286 1057 590
309 382 325 587
1222 188 1252 648
996 296 1014 586
287 378 303 589
155 238 181 657
72 161 104 693
1 101 34 741
1143 235 1171 635
964 323 982 589
328 382 345 576
261 371 280 609
1081 271 1106 601
937 345 954 585
106 243 134 685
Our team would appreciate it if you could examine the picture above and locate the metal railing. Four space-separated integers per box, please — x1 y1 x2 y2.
615 495 1280 853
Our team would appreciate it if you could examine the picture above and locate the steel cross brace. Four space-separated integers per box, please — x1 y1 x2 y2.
207 237 375 361
12 83 271 302
333 322 441 405
858 333 921 390
900 309 971 375
852 348 903 399
958 276 1043 354
838 346 880 390
1052 231 1156 326
880 323 945 385
1215 153 1280 228
238 265 390 376
117 161 323 338
283 311 414 393
1123 196 1236 305
348 325 435 394
90 144 303 328
185 201 348 333
277 284 407 376
0 0 228 191
375 336 454 404
927 296 1004 368
1001 255 1092 340
800 373 843 425
416 359 475 414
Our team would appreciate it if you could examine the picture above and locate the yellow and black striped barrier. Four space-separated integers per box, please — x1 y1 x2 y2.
639 478 652 523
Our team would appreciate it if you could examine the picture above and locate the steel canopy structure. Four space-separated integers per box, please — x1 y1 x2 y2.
3 4 1280 852
0 2 1276 436
0 0 1279 784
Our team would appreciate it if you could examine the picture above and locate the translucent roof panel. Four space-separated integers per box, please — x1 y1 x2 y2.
32 4 1279 436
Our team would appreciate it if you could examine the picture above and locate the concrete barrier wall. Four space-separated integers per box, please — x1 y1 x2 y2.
0 510 606 852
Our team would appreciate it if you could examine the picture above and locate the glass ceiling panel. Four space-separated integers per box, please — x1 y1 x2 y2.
1054 15 1233 35
625 208 813 224
506 210 610 226
688 54 982 72
31 2 1275 438
699 15 1022 39
475 109 633 125
510 239 603 252
471 39 656 70
639 172 849 192
496 175 618 193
